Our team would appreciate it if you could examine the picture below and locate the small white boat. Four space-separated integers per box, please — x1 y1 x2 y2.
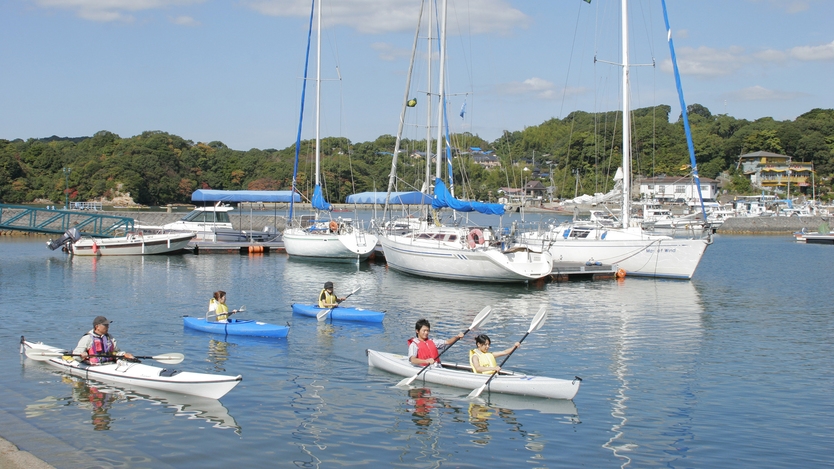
47 228 194 256
366 349 580 400
22 341 241 399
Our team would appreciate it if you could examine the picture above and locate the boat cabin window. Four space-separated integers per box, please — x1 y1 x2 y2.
183 210 231 224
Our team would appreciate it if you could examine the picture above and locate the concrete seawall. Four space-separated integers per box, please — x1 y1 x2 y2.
716 216 829 234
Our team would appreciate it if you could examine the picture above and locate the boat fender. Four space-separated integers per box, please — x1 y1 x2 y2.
329 221 339 233
616 268 626 279
467 229 484 248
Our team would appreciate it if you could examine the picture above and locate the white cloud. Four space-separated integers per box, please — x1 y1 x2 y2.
790 40 834 61
171 15 199 26
243 0 529 35
33 0 205 22
371 42 410 62
496 77 586 100
730 85 805 101
662 46 748 77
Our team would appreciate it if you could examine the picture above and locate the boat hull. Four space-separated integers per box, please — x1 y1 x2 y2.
23 341 241 399
519 225 708 279
379 232 553 283
291 303 385 323
283 228 378 262
71 232 195 256
182 317 289 338
366 349 580 400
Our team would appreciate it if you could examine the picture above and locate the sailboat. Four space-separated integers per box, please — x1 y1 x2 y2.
282 0 378 263
376 0 553 283
517 0 711 280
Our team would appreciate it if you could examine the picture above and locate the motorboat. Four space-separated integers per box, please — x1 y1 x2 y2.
46 227 194 256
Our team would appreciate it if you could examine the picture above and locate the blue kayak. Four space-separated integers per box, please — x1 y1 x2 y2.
291 304 385 323
182 316 289 338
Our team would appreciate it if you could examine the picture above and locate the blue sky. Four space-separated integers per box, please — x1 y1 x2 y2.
2 0 832 151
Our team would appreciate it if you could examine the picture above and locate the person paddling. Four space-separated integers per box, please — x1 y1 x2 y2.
318 281 345 308
469 334 519 374
73 316 134 364
408 318 465 366
210 291 238 323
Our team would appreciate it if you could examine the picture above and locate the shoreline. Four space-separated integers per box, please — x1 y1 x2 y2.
0 436 55 469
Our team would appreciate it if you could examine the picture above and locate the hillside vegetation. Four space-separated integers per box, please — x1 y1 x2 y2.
2 105 832 206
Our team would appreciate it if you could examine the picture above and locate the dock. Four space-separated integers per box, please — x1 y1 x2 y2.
550 261 620 281
188 241 286 254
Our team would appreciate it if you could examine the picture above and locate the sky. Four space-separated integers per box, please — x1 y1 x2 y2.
2 0 833 152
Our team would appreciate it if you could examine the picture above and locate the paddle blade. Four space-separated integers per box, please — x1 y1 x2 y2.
395 374 418 387
317 308 332 322
467 383 487 399
528 306 548 333
469 306 492 331
149 353 184 365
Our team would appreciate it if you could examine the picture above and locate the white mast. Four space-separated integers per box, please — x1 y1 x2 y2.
621 0 631 229
424 0 433 193
434 0 447 182
314 0 322 188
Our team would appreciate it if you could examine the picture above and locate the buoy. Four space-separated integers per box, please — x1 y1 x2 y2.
466 228 484 248
616 268 626 279
329 221 339 232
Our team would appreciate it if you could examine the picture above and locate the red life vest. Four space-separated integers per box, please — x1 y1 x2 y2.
408 338 441 363
87 334 115 364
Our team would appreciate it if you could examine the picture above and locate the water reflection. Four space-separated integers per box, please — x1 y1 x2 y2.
25 375 241 434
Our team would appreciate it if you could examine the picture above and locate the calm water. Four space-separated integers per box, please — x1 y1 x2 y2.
1 233 832 468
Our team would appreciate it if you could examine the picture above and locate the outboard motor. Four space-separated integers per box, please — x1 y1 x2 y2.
46 227 81 251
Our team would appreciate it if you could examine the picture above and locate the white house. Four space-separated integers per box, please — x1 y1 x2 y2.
637 176 718 203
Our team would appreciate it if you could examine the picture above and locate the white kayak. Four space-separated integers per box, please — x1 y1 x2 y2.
22 341 241 400
366 349 580 400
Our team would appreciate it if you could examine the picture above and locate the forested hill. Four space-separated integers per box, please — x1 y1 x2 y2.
2 105 833 206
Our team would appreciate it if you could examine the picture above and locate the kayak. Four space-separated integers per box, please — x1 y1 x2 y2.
182 316 289 338
22 341 241 400
291 303 385 323
366 349 580 400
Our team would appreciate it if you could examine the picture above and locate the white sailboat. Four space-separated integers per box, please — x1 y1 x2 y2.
377 0 553 283
518 0 711 280
282 0 378 263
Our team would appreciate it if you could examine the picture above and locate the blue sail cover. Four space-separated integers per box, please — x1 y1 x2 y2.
192 190 300 203
345 191 433 205
311 184 332 211
431 178 504 215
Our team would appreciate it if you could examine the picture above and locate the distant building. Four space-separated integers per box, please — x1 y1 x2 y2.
737 151 814 192
637 176 718 202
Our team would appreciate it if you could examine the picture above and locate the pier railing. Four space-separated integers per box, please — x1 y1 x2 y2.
0 204 134 237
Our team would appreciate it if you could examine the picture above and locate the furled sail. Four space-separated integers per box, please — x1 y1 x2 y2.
311 184 331 211
431 178 504 215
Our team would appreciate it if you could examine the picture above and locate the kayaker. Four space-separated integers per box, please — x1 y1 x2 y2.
210 291 238 322
73 316 134 364
408 318 465 366
318 281 345 308
469 334 519 374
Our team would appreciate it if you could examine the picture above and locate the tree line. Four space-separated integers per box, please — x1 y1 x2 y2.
1 104 832 206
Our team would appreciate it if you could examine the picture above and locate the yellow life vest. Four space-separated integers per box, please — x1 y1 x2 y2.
319 289 337 308
469 349 497 374
215 302 229 321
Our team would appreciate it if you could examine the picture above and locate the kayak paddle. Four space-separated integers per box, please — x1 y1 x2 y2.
24 348 185 365
396 305 492 387
467 306 547 399
317 287 361 321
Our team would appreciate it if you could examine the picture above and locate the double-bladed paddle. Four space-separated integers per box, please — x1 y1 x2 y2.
467 306 547 399
317 287 361 321
24 348 185 365
395 305 493 387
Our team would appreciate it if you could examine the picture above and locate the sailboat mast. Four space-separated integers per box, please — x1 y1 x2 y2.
424 0 433 193
434 0 447 182
621 0 631 229
314 0 322 187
